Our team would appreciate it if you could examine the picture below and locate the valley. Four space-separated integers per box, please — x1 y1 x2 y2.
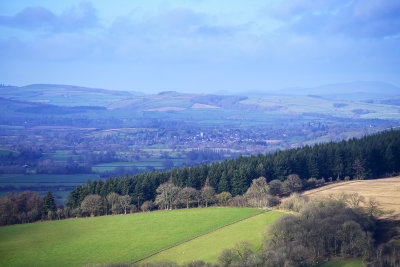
1 83 399 204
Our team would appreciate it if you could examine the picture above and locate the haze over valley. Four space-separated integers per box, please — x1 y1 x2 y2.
1 1 400 266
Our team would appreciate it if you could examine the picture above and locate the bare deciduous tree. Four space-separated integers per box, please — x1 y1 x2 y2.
201 185 215 208
155 182 180 210
81 194 103 217
119 195 131 214
106 192 121 215
178 187 198 208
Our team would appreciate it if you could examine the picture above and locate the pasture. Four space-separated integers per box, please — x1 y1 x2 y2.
302 176 400 218
0 208 262 267
142 210 285 264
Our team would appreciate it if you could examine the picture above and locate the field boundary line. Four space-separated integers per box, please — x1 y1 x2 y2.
132 209 269 264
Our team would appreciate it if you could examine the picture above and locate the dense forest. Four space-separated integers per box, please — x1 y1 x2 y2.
67 129 400 208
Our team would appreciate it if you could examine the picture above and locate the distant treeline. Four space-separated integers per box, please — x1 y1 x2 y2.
67 129 400 208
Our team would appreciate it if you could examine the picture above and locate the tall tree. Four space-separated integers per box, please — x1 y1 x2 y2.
155 181 180 210
244 177 269 199
282 174 303 194
201 179 215 207
178 187 198 208
352 159 365 180
268 179 282 196
118 195 131 215
81 194 103 217
106 192 121 215
43 191 56 213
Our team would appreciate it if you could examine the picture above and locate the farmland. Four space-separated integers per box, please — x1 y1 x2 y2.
302 176 400 218
1 84 399 204
0 207 264 267
142 210 284 264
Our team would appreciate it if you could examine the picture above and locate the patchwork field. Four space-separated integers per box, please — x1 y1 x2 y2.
142 210 285 265
302 176 400 218
0 208 263 267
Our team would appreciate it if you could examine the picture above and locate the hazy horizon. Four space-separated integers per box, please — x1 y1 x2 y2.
1 0 399 94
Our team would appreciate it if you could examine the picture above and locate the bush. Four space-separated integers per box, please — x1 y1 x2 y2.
141 200 154 212
227 195 248 207
267 198 375 264
280 193 308 212
247 195 280 208
215 192 232 206
129 204 138 214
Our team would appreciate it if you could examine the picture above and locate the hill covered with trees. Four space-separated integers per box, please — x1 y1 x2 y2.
67 129 400 209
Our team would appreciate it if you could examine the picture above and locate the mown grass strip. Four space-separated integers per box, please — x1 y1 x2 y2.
133 209 267 264
0 207 261 267
143 210 285 264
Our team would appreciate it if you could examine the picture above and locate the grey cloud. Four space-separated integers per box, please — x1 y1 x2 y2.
0 1 99 33
110 8 242 39
271 0 400 38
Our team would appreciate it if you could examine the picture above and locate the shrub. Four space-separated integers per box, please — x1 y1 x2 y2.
141 200 154 212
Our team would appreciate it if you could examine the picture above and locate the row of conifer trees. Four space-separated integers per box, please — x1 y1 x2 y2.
67 129 400 209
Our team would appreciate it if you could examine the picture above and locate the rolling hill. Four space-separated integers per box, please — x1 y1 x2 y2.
0 208 266 267
0 84 140 107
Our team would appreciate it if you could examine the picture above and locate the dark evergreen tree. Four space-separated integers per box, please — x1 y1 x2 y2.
43 191 56 213
67 130 400 208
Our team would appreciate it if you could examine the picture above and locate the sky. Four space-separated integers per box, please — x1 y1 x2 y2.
0 0 399 94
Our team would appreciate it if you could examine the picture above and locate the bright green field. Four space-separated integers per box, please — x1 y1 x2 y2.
0 208 262 267
143 210 285 265
319 258 364 267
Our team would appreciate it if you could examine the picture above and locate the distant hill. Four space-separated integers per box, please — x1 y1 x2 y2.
0 84 142 107
275 81 400 100
1 82 400 121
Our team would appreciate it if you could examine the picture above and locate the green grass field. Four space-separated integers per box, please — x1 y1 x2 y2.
319 258 364 267
142 210 285 264
92 160 185 173
0 174 98 184
0 208 264 267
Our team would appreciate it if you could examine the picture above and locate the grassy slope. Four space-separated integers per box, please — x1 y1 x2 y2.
0 208 261 267
143 210 285 265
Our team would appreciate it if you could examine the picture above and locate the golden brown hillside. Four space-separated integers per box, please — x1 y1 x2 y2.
302 176 400 218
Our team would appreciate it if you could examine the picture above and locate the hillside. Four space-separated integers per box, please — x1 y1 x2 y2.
302 176 400 218
0 84 139 107
142 210 284 265
1 82 400 121
276 81 400 100
0 208 263 267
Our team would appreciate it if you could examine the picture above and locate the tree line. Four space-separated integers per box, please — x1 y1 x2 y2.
67 129 400 209
0 191 57 225
0 174 301 225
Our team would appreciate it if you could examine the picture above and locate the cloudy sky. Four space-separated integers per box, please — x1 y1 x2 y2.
0 0 399 93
